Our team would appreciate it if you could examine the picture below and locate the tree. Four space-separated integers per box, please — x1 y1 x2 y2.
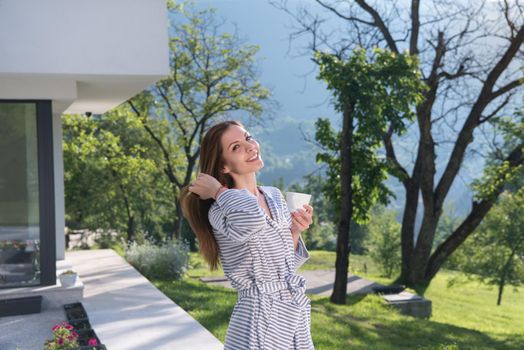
314 48 424 303
273 0 524 289
63 110 168 243
128 2 273 239
454 190 524 305
366 205 401 278
452 100 524 305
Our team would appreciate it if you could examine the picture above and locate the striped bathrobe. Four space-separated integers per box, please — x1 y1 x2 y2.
208 185 314 350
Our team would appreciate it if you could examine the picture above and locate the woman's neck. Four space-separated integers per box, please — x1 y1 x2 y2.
231 173 258 197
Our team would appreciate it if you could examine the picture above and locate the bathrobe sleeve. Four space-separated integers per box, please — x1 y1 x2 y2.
208 188 267 243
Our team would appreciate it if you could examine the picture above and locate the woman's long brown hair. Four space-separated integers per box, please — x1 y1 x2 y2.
179 120 243 270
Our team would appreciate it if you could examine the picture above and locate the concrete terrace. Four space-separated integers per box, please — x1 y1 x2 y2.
0 249 223 350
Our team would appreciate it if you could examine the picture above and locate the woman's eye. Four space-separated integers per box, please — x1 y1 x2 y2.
232 136 254 151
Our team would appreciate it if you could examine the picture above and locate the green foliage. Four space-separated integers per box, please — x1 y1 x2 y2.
451 190 524 305
365 205 401 278
472 103 524 201
125 1 274 239
155 1 271 122
125 238 189 280
434 203 463 252
418 344 460 350
62 110 174 242
286 174 336 250
313 48 426 225
303 221 337 251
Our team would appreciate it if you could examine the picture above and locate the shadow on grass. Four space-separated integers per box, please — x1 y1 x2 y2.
311 294 522 350
153 277 522 350
153 278 236 342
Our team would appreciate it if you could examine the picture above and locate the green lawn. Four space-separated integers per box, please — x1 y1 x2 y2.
151 250 523 350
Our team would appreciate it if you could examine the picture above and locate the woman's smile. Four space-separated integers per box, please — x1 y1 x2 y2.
247 152 260 162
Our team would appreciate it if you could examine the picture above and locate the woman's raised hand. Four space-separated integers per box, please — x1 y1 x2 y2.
188 173 223 200
290 204 314 236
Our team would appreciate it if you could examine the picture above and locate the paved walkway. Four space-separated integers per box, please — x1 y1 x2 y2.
201 269 384 296
65 249 223 350
1 249 223 350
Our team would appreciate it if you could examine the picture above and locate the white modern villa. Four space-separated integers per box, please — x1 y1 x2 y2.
0 0 169 291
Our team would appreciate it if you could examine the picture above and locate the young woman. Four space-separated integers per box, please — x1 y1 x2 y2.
179 120 315 349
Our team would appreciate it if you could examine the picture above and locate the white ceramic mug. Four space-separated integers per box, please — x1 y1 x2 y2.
285 191 312 212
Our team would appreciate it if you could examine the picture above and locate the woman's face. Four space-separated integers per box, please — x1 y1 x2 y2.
220 125 264 176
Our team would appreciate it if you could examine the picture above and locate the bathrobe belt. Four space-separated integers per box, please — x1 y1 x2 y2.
238 274 310 309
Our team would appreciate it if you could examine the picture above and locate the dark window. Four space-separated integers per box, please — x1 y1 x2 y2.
0 100 56 288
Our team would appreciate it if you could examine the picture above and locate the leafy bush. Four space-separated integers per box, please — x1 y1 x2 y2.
365 205 401 278
302 220 337 251
125 238 189 280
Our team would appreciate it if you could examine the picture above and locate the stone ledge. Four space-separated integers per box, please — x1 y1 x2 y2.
0 258 84 311
382 291 432 318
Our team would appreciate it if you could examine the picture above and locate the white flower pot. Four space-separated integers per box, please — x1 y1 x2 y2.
59 274 77 287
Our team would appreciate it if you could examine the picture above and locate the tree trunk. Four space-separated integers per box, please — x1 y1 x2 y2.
172 200 183 240
118 181 136 243
497 277 505 306
330 104 354 305
397 176 419 285
127 215 135 242
497 250 515 306
122 195 135 242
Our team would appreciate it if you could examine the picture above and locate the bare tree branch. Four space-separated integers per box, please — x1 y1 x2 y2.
490 76 524 101
410 0 420 55
353 0 399 53
434 24 524 211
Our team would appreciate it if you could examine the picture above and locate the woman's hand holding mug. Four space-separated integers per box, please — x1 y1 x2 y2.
188 173 224 200
290 205 314 236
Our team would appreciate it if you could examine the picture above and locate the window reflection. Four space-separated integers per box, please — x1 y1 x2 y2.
0 103 41 288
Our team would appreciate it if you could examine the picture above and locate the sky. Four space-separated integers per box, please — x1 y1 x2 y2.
176 0 521 220
197 0 337 124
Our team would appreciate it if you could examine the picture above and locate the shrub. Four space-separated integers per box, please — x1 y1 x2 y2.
124 238 189 280
302 220 337 251
366 205 401 278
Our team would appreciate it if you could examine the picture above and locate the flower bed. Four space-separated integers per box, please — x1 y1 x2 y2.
44 302 107 349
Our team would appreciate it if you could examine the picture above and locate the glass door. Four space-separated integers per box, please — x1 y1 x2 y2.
0 103 41 287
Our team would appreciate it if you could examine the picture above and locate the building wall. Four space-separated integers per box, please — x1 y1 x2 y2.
0 0 170 114
53 114 65 260
0 0 170 261
0 0 168 76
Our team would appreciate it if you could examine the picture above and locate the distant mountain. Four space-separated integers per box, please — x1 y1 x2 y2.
250 116 325 187
248 115 477 223
187 0 485 222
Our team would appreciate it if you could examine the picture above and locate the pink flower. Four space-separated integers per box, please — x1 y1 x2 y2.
57 338 64 345
88 338 98 346
71 331 79 338
52 324 61 331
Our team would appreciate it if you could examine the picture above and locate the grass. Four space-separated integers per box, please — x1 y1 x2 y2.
302 251 524 343
150 250 523 350
104 244 523 347
424 271 524 347
153 277 520 350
